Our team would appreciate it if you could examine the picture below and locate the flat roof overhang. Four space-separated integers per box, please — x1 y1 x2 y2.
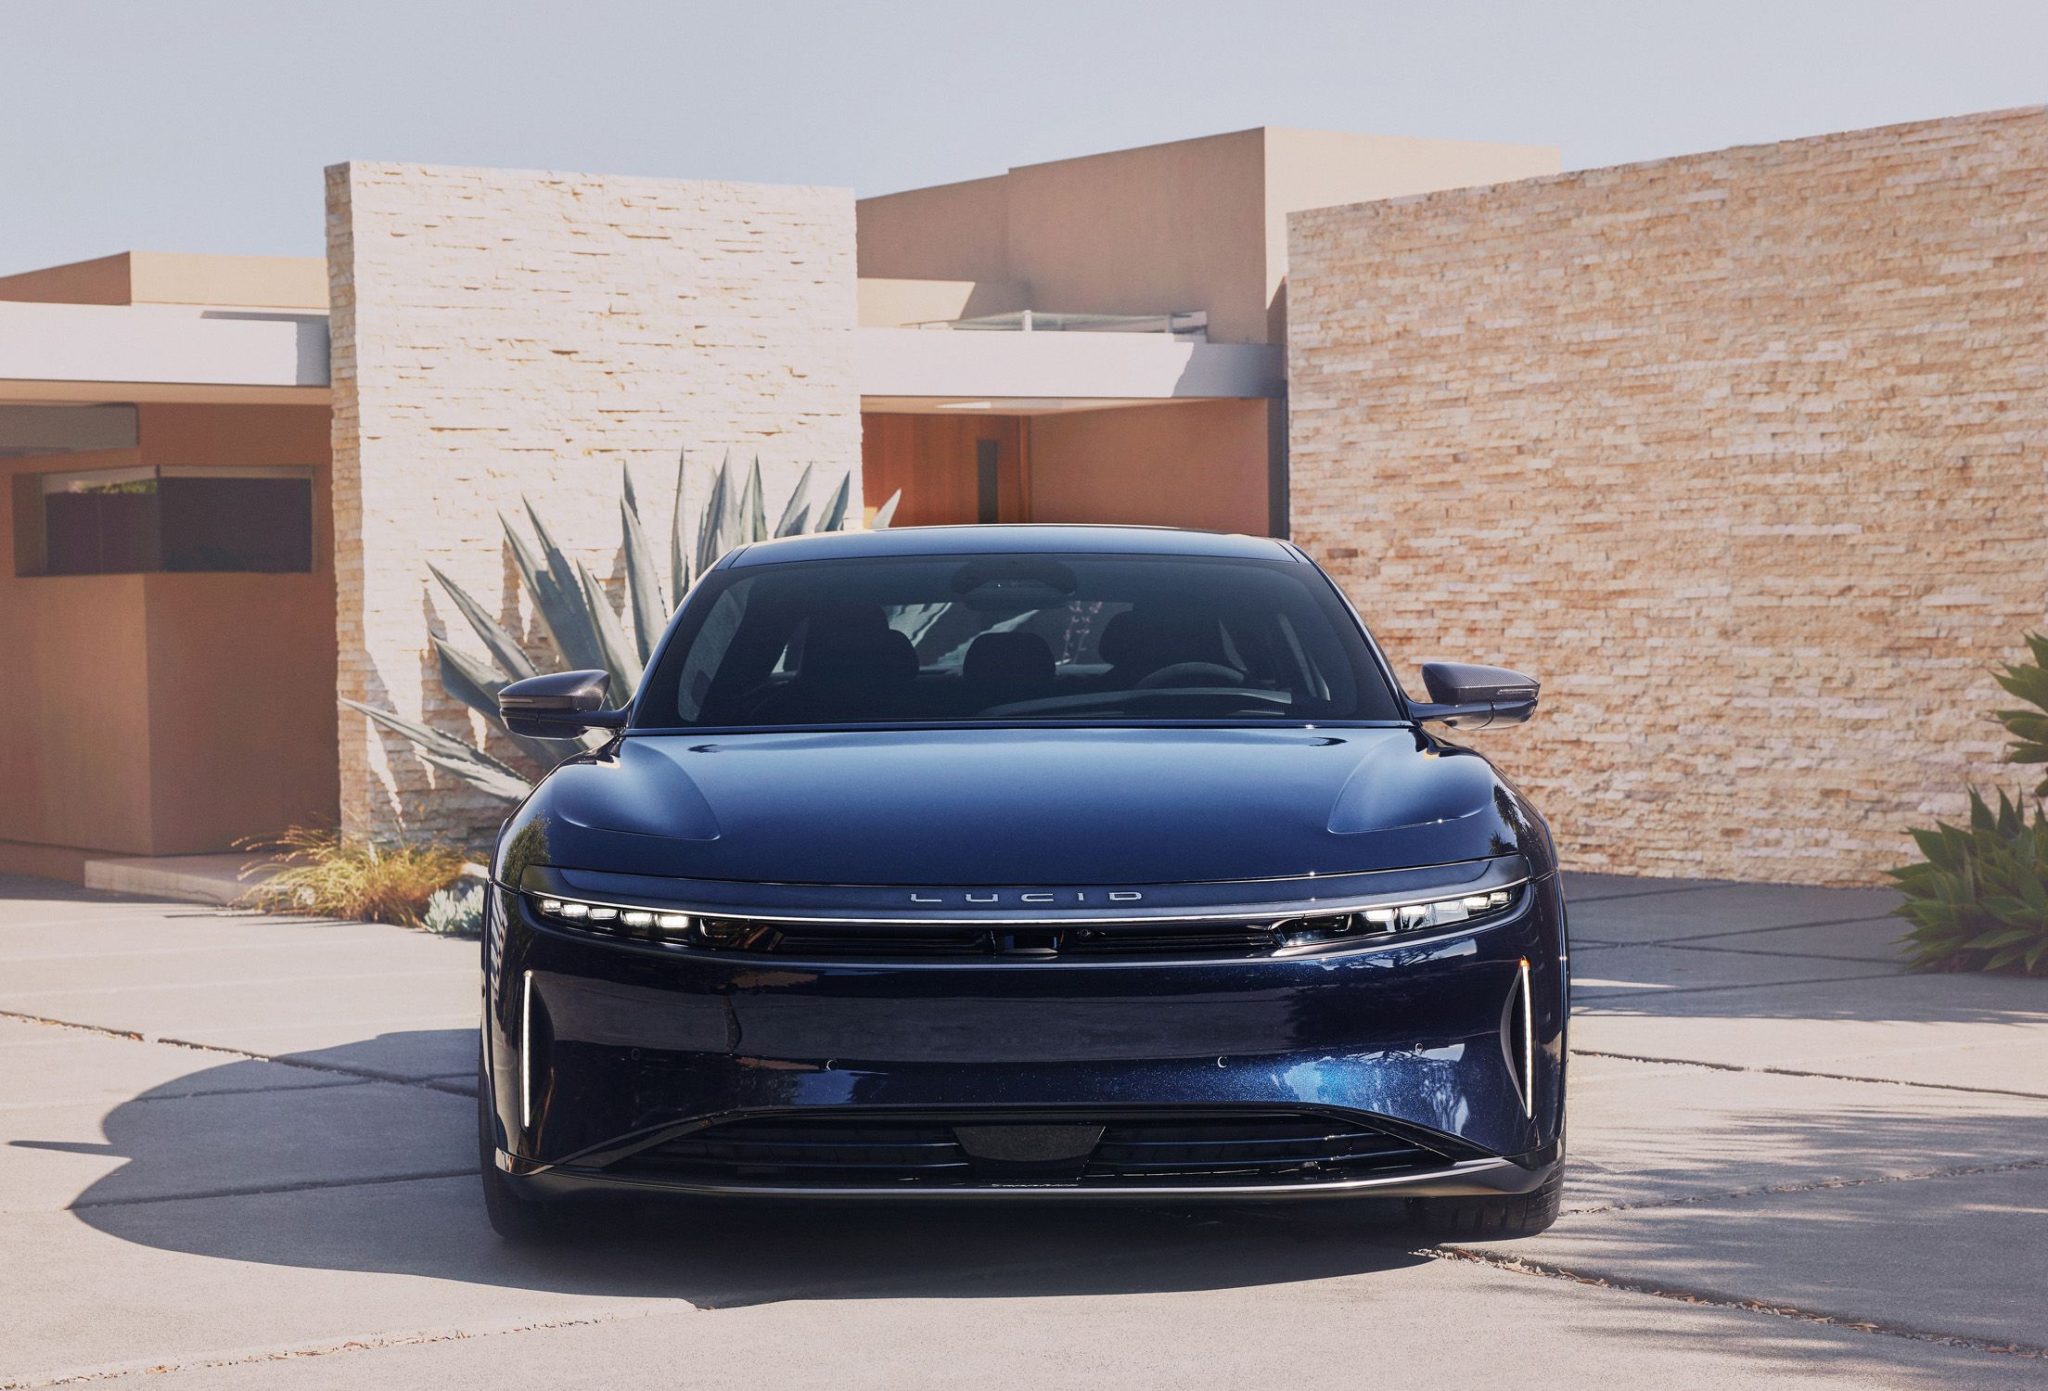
0 301 330 405
856 327 1283 410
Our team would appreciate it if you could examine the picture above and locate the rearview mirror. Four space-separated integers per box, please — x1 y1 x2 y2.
498 669 628 739
1411 662 1540 730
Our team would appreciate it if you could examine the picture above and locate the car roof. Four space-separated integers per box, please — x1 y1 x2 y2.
725 524 1298 568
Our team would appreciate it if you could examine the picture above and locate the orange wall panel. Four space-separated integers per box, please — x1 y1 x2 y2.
1027 400 1271 535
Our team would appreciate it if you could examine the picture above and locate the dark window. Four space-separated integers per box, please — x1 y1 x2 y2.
29 468 314 576
637 552 1403 729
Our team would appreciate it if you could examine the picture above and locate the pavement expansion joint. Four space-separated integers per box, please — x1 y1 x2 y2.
1574 969 1906 1002
0 1008 473 1098
67 1167 475 1212
1421 1244 2048 1361
1571 1046 2048 1101
0 1310 670 1391
1562 1155 2048 1216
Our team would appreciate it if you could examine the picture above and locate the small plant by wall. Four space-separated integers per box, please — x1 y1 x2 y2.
242 827 469 929
1892 634 2048 976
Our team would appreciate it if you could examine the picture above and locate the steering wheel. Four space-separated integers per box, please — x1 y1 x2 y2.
1135 661 1245 690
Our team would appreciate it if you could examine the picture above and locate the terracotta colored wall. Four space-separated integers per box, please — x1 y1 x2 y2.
0 404 336 870
1288 105 2048 886
861 413 1028 525
1028 400 1271 535
138 402 338 853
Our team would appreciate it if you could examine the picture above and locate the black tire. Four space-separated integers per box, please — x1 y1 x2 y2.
1406 1166 1563 1240
477 1058 561 1243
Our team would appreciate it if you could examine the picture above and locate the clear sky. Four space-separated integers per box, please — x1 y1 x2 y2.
2 0 2043 273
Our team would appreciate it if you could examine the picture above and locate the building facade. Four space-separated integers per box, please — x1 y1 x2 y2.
3 110 2043 886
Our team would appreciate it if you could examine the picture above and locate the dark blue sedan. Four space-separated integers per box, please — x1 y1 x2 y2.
478 525 1566 1239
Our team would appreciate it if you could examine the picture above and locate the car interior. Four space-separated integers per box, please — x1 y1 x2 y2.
653 554 1390 727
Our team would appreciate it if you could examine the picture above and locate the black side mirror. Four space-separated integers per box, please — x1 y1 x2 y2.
1411 662 1540 730
499 669 628 739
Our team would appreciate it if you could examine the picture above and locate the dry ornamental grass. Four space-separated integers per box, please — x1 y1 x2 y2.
240 827 468 928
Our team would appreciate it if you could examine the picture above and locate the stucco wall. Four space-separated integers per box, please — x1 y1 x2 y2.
1288 106 2048 886
0 403 336 872
327 162 859 842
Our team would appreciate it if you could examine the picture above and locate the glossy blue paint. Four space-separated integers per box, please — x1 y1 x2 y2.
481 528 1567 1210
504 725 1551 886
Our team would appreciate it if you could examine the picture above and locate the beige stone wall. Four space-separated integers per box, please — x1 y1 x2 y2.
1288 106 2048 886
328 162 858 842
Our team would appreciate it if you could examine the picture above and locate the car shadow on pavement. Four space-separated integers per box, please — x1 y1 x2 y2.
50 1030 1432 1307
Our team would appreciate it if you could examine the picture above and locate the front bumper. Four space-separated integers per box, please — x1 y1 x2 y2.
480 865 1568 1201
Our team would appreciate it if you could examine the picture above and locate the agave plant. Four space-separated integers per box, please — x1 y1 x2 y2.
345 451 898 803
1890 632 2048 976
1994 631 2048 795
1891 788 2048 975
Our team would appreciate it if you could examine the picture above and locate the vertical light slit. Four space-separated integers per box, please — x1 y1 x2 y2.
1516 957 1535 1117
519 970 534 1131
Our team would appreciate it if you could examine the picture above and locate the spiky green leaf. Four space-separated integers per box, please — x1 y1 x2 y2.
816 471 851 532
695 453 734 574
620 469 667 663
428 565 536 683
506 506 606 673
740 456 768 545
575 561 642 696
774 463 815 537
669 447 692 605
340 698 532 802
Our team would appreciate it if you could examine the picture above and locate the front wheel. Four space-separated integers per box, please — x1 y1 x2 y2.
477 1057 561 1243
1406 1166 1563 1240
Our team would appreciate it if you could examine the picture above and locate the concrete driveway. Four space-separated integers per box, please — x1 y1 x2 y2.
3 871 2044 1389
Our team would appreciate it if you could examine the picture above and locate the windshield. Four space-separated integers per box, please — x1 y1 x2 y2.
633 551 1404 729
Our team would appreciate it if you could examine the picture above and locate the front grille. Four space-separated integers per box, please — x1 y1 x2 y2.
695 918 1288 962
606 1110 1465 1190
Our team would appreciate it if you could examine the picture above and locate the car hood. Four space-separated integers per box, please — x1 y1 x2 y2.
506 727 1545 888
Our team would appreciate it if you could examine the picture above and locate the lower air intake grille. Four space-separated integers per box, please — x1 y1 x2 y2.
607 1110 1465 1190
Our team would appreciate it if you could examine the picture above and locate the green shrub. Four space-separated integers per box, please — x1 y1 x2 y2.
1891 789 2048 976
242 827 468 929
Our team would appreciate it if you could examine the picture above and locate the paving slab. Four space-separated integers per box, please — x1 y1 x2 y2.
1571 943 1896 999
1561 871 1728 902
0 931 468 995
1573 970 2048 1094
1569 882 1903 945
69 1242 2045 1391
1565 1054 2048 1210
1673 916 1911 964
1496 1166 2048 1349
0 1078 469 1213
0 972 473 1058
0 910 402 961
0 1020 361 1111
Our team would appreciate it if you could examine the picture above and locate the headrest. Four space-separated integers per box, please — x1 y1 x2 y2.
1098 609 1219 667
804 616 918 685
963 630 1054 688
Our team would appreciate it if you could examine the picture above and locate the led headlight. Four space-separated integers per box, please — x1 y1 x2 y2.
534 895 692 939
1360 888 1514 934
1278 886 1519 953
